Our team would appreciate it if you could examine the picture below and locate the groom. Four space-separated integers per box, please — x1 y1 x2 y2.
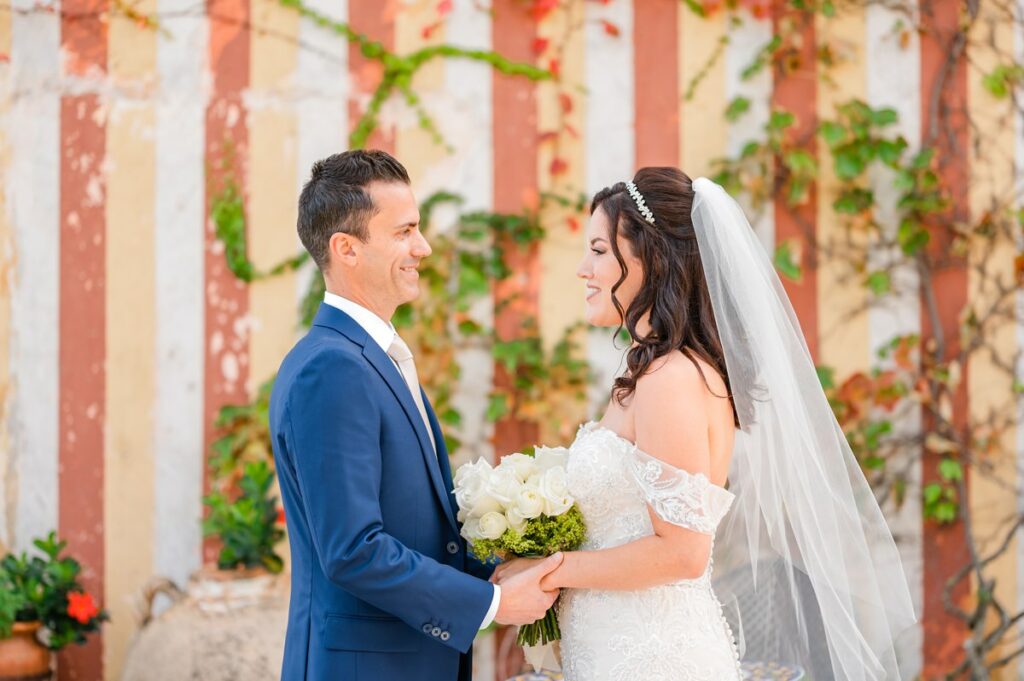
270 149 562 681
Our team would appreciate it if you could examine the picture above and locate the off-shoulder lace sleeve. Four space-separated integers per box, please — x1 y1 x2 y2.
628 447 735 535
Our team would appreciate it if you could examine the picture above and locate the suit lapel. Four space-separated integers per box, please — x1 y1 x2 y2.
313 303 460 536
423 394 461 525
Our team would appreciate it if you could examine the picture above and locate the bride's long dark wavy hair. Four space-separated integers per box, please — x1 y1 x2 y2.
592 167 738 426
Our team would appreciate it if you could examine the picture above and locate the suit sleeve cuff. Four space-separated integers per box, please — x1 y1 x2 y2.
479 584 500 629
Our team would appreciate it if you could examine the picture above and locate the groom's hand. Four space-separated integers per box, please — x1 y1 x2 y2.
493 552 563 626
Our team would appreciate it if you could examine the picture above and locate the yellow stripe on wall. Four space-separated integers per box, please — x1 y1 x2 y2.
105 9 157 675
680 5 726 176
249 0 300 391
538 2 587 445
395 0 448 191
816 5 868 379
967 4 1019 674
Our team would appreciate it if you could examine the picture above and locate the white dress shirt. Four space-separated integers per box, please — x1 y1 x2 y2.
322 292 501 630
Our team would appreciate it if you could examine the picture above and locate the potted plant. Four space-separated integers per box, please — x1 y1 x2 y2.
0 532 108 680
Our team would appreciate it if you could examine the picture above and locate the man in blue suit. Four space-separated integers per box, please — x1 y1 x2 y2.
270 150 562 681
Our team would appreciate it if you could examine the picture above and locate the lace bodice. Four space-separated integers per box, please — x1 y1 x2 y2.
557 421 742 680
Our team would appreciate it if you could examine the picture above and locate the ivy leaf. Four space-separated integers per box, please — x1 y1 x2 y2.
866 270 891 296
923 482 943 505
486 393 509 422
819 121 846 148
833 187 873 214
869 107 898 127
816 365 835 390
897 219 930 255
834 149 866 180
876 138 907 166
938 458 963 482
773 240 802 282
768 109 795 131
725 96 751 122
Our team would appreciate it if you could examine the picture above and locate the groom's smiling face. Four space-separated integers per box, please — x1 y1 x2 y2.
342 180 431 319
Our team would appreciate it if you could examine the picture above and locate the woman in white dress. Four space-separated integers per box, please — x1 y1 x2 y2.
494 168 916 680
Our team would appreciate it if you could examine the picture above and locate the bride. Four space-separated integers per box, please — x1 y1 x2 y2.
493 168 916 680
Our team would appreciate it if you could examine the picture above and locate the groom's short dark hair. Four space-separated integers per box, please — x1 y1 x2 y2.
297 149 411 271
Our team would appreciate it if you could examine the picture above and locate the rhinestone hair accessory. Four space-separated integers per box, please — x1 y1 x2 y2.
625 180 655 225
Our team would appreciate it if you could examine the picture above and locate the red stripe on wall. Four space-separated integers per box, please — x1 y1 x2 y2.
348 0 395 151
770 7 818 361
204 0 251 564
919 0 970 671
492 2 539 677
492 0 540 457
634 0 679 168
59 0 107 678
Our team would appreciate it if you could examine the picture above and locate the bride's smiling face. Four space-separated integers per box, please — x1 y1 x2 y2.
576 205 644 327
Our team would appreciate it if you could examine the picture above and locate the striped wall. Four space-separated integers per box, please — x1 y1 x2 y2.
0 1 1021 678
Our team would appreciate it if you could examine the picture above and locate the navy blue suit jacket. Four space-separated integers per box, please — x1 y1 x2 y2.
270 303 495 681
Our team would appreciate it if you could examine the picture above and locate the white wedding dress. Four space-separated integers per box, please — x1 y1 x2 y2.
557 421 742 681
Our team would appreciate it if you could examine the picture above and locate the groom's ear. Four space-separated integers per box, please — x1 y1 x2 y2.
328 231 360 268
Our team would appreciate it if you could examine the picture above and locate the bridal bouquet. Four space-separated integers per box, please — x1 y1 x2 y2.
453 446 586 647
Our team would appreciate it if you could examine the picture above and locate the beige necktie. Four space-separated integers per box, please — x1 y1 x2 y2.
387 333 437 454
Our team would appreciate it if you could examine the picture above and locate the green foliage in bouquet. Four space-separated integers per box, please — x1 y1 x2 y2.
0 532 108 649
203 460 286 574
468 507 587 563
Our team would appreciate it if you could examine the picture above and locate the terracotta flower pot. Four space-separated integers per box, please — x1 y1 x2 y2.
0 621 53 681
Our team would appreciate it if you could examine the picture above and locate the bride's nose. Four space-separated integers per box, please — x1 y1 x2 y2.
576 258 591 280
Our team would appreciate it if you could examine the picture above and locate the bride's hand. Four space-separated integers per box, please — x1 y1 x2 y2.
491 557 548 584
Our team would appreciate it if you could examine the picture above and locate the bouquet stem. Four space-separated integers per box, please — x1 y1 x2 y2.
516 606 560 647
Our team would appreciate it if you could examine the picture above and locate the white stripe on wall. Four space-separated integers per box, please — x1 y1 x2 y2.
585 0 633 413
724 11 774 250
8 0 61 552
153 1 207 589
444 0 496 469
866 2 923 674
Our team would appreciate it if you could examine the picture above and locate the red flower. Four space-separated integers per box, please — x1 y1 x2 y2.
277 507 286 525
566 216 580 232
531 37 550 55
600 19 620 37
67 591 99 624
550 157 569 176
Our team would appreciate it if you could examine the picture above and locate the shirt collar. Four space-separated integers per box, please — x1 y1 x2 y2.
323 292 396 353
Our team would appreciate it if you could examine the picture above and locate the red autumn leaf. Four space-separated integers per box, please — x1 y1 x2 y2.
566 216 581 232
421 21 441 40
558 92 573 115
531 37 550 55
702 0 724 15
563 123 579 139
437 0 453 15
538 130 559 144
530 0 559 21
550 157 569 176
548 58 561 77
67 591 99 625
600 19 620 37
277 507 286 525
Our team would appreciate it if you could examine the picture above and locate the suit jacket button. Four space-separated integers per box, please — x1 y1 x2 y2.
422 624 432 634
431 626 442 637
446 541 459 555
440 631 450 641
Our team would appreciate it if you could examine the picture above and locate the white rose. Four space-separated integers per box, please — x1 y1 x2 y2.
513 487 545 519
454 457 492 490
461 517 482 542
478 511 509 540
500 452 539 482
461 491 503 520
524 472 542 490
533 445 569 472
505 507 528 534
543 494 574 517
485 468 524 506
538 467 570 503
